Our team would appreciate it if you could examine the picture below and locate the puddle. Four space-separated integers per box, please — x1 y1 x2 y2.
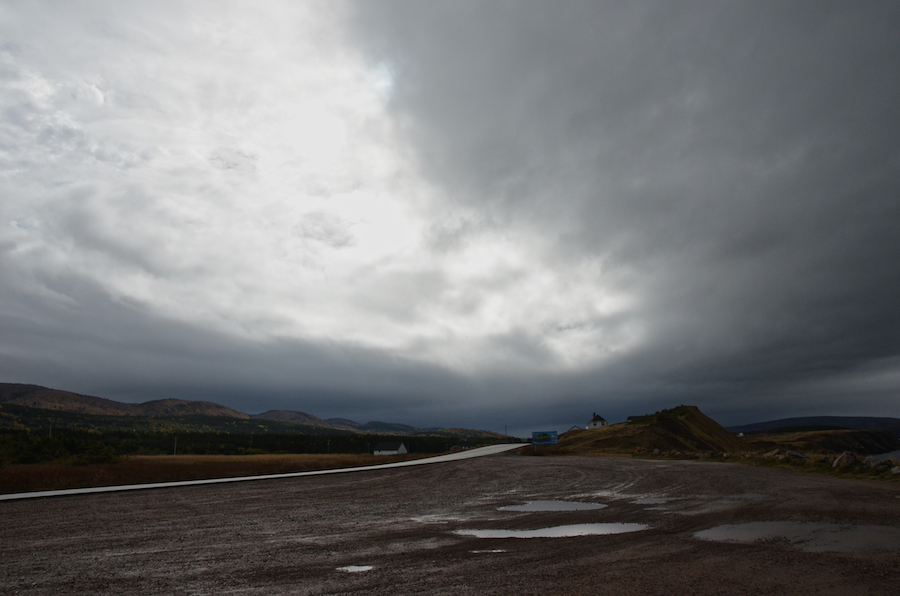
336 565 373 573
411 514 472 524
631 497 679 505
455 523 647 539
695 522 900 552
499 500 607 512
470 549 507 553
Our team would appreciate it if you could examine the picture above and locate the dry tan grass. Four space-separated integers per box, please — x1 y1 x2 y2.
0 453 424 494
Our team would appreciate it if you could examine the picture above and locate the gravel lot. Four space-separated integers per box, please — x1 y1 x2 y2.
2 453 899 595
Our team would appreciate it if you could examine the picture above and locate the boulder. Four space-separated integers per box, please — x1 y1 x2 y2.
785 450 809 463
832 451 861 469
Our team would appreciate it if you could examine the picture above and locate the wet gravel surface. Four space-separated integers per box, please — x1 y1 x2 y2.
2 453 899 595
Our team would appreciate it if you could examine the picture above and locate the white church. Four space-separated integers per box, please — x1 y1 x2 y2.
585 413 609 429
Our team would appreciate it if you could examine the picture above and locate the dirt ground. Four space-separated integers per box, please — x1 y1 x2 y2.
2 452 899 595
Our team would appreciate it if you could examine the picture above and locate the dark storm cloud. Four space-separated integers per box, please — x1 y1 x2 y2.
344 1 900 422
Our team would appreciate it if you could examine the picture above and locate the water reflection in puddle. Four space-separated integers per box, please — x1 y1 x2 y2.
336 565 373 573
499 500 607 512
456 523 647 539
411 514 471 524
631 497 678 505
695 522 900 552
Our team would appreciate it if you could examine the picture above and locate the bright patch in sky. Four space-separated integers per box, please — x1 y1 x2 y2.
0 1 638 374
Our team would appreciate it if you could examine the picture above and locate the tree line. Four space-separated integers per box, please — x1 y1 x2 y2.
0 428 480 465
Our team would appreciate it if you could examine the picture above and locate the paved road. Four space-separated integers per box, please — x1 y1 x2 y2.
0 443 524 502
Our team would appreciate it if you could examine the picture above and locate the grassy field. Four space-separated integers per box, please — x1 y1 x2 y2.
0 453 424 495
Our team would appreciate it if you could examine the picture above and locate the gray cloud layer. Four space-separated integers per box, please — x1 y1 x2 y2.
1 1 899 433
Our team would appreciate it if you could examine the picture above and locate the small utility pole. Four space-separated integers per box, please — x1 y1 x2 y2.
49 419 53 439
173 437 177 456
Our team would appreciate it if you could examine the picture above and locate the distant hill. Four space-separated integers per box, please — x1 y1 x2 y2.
744 428 900 455
324 417 360 428
558 405 752 454
0 383 144 416
358 421 422 434
0 384 249 419
252 410 333 427
137 399 249 419
0 382 505 439
728 416 900 437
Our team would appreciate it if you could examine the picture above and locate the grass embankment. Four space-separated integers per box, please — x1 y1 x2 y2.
0 453 425 495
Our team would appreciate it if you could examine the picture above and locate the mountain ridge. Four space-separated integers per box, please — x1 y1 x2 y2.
727 416 900 437
0 382 500 438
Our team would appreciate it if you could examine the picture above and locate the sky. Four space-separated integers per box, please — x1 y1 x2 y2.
1 1 899 436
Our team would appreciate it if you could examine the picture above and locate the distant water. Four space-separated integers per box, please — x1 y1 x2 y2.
868 449 900 463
